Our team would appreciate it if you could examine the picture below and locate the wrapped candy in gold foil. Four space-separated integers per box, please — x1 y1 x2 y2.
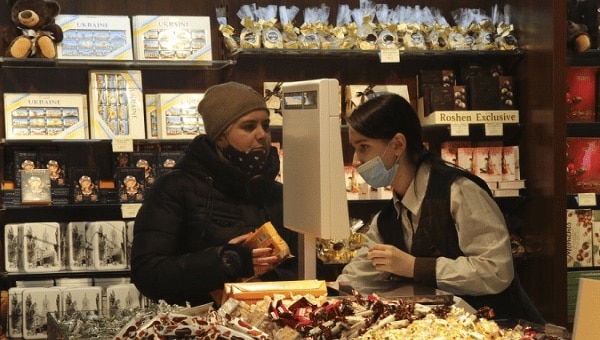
496 23 518 50
374 4 398 49
327 4 353 50
344 22 360 50
473 19 496 50
318 24 346 50
279 5 300 49
219 24 239 52
377 24 399 49
447 27 469 50
299 24 321 49
256 5 283 49
404 23 426 50
395 22 408 50
428 26 450 50
282 25 300 49
236 4 261 49
299 5 330 49
491 4 518 50
261 19 283 49
239 17 262 49
316 219 367 264
353 9 378 51
216 6 239 53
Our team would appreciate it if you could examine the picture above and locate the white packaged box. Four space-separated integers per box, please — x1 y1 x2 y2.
22 287 62 339
86 221 127 271
5 223 24 273
156 93 204 139
8 287 24 338
62 286 103 316
345 84 410 116
55 277 93 287
145 94 158 139
106 283 144 317
88 70 146 139
20 169 52 205
502 145 520 181
567 209 593 268
93 277 130 292
263 82 283 126
126 220 134 268
15 280 55 288
132 15 212 60
474 146 503 183
67 221 94 271
457 147 475 174
22 222 61 273
56 15 134 60
4 93 88 140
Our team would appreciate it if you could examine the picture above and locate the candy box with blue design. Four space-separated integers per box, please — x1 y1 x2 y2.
88 70 146 139
4 93 88 140
132 15 212 60
56 15 133 60
156 93 205 139
144 94 158 139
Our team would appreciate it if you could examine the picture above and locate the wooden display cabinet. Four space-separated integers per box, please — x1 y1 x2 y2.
0 0 570 327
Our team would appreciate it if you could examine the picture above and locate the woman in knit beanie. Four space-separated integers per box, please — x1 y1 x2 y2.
131 82 298 307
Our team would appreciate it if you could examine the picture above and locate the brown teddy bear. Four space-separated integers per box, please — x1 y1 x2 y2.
5 0 63 58
567 0 596 53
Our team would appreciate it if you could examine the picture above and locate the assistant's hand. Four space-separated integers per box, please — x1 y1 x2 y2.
228 233 280 277
367 244 416 278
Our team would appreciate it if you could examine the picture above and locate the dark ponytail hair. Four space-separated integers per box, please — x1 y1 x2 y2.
347 93 493 196
346 94 427 166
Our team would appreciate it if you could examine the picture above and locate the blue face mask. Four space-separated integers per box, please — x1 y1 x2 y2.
357 157 399 188
356 143 398 188
356 144 398 188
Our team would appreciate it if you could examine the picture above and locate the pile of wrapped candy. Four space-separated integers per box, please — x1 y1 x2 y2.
218 2 518 52
52 293 567 339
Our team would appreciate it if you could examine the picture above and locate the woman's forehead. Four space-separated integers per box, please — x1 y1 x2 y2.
236 109 269 122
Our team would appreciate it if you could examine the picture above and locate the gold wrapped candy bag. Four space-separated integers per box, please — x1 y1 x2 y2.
221 279 327 304
243 221 291 260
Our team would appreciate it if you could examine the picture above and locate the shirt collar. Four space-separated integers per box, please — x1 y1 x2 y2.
392 162 431 218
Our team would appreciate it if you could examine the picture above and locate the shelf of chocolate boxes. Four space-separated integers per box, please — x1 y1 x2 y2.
1 146 182 207
219 4 518 53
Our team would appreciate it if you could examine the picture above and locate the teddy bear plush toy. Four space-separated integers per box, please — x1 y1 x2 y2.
567 0 596 53
4 0 63 58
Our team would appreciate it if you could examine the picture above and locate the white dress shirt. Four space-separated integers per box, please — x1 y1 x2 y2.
338 162 515 296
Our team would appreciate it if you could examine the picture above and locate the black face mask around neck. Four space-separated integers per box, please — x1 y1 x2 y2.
221 145 269 177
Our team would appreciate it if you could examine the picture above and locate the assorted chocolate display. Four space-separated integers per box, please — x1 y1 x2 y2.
48 291 567 339
1 145 183 206
219 3 518 52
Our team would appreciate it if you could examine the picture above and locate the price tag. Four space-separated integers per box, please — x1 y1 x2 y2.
577 193 597 207
379 49 400 63
450 123 469 136
121 203 142 218
485 123 503 136
112 138 134 152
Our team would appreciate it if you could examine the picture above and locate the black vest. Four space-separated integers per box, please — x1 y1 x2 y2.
377 164 544 323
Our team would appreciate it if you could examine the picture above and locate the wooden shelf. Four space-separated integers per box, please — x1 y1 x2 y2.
0 57 235 70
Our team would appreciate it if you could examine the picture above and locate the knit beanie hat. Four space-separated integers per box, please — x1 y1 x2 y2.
198 82 269 141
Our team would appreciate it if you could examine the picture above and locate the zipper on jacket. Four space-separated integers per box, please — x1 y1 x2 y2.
205 176 214 219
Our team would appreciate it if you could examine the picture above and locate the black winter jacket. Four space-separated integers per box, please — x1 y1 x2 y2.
131 135 298 306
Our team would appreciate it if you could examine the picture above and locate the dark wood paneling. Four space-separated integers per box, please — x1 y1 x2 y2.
0 0 568 327
508 0 567 326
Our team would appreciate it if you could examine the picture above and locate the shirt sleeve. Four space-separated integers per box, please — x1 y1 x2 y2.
336 212 393 289
435 177 514 296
